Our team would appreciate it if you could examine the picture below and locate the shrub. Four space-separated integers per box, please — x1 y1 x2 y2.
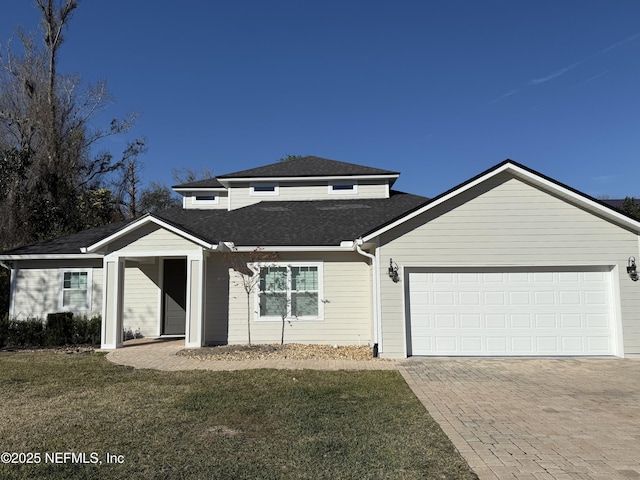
8 317 45 347
81 315 102 345
123 327 143 341
46 312 74 346
0 313 102 348
0 313 8 348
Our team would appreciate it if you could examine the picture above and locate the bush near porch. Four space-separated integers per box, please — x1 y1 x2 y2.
0 313 101 348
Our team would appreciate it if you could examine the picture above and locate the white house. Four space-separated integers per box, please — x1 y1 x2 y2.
2 156 640 358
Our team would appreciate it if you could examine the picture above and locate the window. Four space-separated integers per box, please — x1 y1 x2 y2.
191 193 219 205
328 181 358 194
59 269 92 311
257 263 322 320
250 183 279 196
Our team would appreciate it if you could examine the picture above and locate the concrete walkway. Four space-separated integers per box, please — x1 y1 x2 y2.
106 341 640 480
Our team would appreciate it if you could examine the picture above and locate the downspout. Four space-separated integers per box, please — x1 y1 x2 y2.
354 239 380 357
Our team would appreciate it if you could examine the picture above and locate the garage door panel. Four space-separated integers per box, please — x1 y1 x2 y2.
408 267 615 356
535 314 556 328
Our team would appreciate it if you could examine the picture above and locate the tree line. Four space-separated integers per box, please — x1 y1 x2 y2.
0 1 184 317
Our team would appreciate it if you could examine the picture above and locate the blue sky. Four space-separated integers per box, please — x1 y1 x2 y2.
1 1 639 198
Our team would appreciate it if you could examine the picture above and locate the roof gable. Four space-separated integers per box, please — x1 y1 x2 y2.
83 214 216 253
363 159 640 241
217 156 399 179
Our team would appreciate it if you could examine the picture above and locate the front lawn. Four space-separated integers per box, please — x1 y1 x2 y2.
0 352 477 479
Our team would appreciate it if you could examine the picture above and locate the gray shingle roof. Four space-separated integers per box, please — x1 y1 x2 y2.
0 220 129 256
172 177 224 189
155 191 428 246
0 191 428 255
217 156 399 179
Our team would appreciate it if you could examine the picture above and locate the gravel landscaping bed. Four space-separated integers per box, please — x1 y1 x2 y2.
177 343 375 361
1 345 95 354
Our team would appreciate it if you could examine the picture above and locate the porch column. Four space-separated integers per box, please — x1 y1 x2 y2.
101 255 125 349
185 252 205 348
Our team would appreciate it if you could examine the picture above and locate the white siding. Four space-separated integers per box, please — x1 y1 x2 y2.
11 259 103 319
377 173 640 357
182 191 229 210
122 260 160 337
228 180 389 210
224 252 372 346
107 223 202 254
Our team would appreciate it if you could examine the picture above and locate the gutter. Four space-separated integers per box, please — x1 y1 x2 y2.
353 239 380 357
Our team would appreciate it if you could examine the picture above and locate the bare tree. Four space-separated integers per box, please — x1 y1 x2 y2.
223 248 278 345
112 139 148 219
0 1 136 247
172 167 215 185
138 182 181 214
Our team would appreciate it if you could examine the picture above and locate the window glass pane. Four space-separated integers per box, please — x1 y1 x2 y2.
253 184 276 192
332 183 355 191
259 293 287 317
260 267 287 291
64 272 87 289
291 266 317 291
62 271 89 309
292 292 318 317
63 290 89 310
195 195 216 201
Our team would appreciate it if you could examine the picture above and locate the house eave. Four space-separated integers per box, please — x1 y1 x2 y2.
173 187 227 193
217 174 399 188
229 245 356 252
0 253 104 261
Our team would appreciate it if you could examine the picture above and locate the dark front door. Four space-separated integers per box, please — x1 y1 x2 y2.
163 259 187 335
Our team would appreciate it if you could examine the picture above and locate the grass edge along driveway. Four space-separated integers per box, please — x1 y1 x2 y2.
0 351 477 480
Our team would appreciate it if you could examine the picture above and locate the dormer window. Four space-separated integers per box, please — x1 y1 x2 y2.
191 193 219 205
251 183 279 196
329 181 358 194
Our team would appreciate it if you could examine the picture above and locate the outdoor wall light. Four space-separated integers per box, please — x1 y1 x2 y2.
388 258 399 283
628 257 638 282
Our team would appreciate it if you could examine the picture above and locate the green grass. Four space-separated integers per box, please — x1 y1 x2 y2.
0 352 477 479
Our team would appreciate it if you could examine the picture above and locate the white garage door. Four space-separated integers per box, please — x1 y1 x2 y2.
407 267 616 356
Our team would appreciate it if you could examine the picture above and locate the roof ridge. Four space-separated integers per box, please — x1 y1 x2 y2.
217 155 400 179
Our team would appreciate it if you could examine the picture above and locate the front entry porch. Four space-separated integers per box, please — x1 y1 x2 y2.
100 252 206 349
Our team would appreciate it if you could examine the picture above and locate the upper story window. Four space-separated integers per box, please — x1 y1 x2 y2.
59 269 92 311
328 181 358 194
191 193 219 205
250 183 279 196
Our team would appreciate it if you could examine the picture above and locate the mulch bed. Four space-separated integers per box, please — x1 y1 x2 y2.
177 343 375 361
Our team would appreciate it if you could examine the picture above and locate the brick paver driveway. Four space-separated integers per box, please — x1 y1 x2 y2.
398 358 640 480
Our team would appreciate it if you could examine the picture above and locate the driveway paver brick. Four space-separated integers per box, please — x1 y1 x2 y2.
398 358 640 480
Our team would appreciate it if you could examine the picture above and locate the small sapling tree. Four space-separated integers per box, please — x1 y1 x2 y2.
223 247 278 345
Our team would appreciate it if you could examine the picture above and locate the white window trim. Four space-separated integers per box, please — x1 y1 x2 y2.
250 183 280 196
58 268 93 312
328 181 358 195
253 261 324 321
191 193 219 205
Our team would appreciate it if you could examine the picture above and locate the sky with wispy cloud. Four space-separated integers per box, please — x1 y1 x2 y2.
1 1 639 198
